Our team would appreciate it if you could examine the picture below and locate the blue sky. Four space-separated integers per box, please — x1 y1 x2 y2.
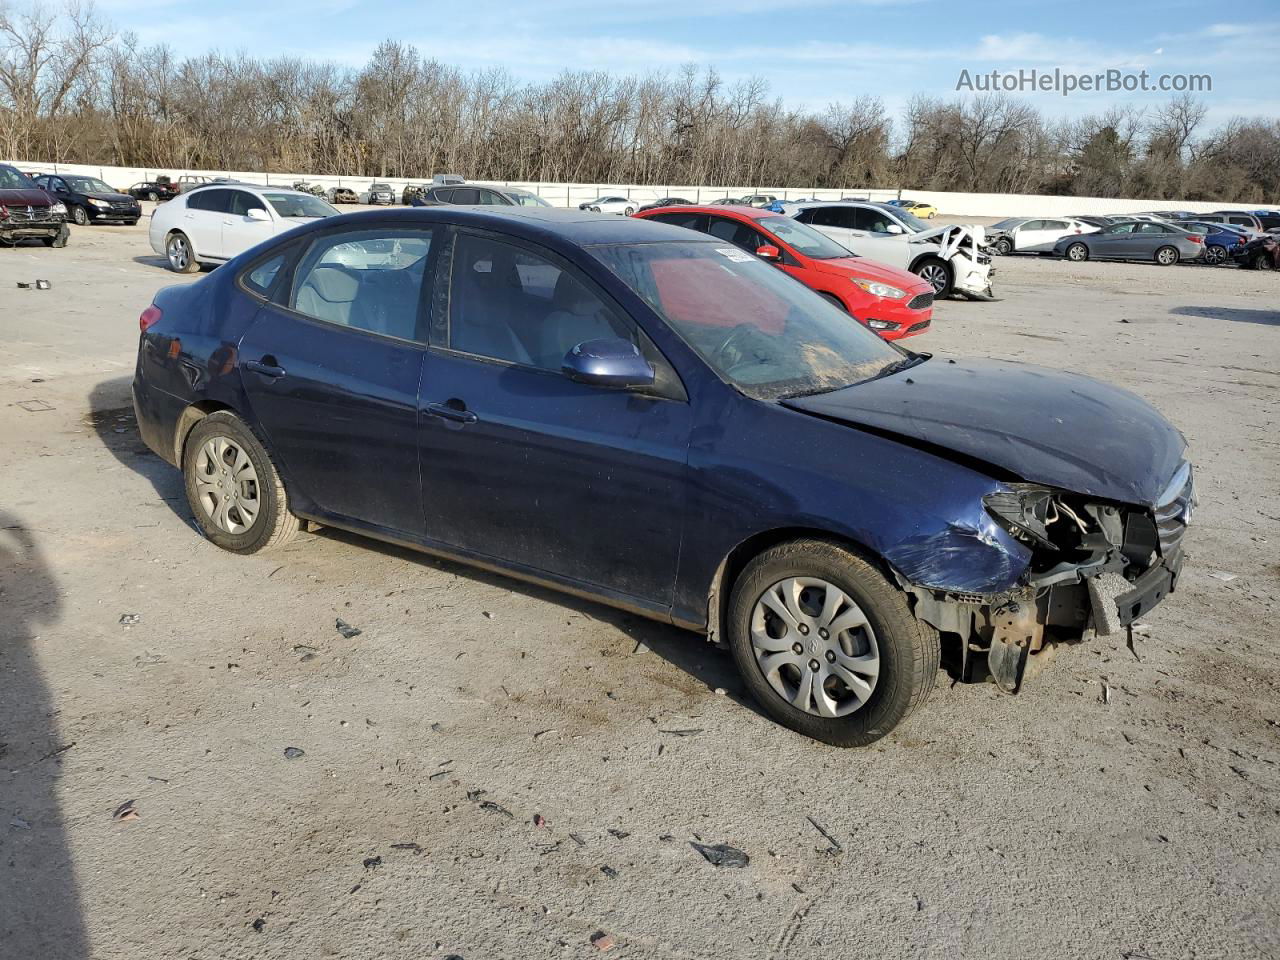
99 0 1278 128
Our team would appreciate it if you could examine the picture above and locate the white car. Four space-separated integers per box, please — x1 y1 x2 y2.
987 217 1099 255
783 201 996 299
149 184 337 273
578 195 636 215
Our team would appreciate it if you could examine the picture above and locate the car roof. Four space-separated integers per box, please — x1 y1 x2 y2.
293 205 722 247
635 203 777 220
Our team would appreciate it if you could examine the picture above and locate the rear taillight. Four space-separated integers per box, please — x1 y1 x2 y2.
139 305 162 331
1188 235 1203 243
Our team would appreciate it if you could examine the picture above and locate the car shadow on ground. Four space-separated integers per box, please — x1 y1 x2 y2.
1171 305 1280 326
0 514 91 958
85 376 759 716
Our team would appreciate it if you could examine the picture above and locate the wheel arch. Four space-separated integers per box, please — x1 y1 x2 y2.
907 251 952 274
703 526 894 645
172 399 234 466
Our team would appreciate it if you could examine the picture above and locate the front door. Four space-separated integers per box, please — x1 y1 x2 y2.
417 229 692 608
222 189 276 258
238 225 436 535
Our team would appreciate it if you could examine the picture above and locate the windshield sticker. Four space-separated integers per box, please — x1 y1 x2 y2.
716 247 754 263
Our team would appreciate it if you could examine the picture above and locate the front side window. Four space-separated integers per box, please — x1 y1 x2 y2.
450 188 481 204
758 216 851 259
448 232 635 372
290 229 432 341
478 190 510 205
707 217 763 252
593 241 899 401
509 190 551 207
227 191 261 216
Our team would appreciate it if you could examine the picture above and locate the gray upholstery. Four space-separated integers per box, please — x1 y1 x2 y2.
450 249 533 364
296 265 359 326
534 273 622 369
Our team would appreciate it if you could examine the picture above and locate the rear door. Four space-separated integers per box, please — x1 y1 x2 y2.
416 228 693 606
183 188 232 258
237 224 436 535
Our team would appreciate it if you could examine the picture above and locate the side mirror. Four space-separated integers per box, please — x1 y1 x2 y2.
755 244 781 262
885 224 905 235
562 338 654 388
246 207 270 222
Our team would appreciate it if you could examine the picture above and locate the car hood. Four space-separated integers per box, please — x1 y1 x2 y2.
0 188 54 206
781 357 1186 506
811 256 930 292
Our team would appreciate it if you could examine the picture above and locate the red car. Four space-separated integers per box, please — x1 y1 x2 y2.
632 204 934 340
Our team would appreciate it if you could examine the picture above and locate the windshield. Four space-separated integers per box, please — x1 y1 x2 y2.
372 183 392 191
509 190 551 207
757 215 854 259
0 166 36 189
66 176 116 194
264 193 337 219
592 241 900 400
887 207 931 232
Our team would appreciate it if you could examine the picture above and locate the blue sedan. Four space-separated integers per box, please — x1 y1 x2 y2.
133 207 1193 746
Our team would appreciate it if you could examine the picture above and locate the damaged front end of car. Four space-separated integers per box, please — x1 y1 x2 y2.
900 463 1195 693
909 224 997 300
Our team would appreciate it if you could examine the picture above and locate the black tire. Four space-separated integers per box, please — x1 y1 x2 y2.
1204 244 1227 265
165 231 200 274
624 206 635 216
1155 245 1179 266
1252 251 1274 271
70 205 89 226
726 539 940 747
147 191 159 201
994 237 1012 256
912 256 953 297
1065 242 1089 262
182 411 299 554
41 225 70 248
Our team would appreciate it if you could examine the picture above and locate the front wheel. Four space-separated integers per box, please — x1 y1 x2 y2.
1155 245 1179 266
994 237 1012 256
1065 242 1089 262
623 207 635 216
1252 251 1274 271
166 231 199 273
70 205 89 226
183 412 299 554
42 225 70 248
727 539 940 747
913 257 953 297
147 191 159 202
1203 244 1227 265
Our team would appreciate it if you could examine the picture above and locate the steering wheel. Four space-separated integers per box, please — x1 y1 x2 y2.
709 323 774 378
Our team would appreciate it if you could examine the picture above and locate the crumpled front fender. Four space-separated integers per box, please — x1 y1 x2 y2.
884 509 1032 595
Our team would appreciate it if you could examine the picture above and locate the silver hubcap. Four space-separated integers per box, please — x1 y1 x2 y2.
1158 249 1175 264
919 264 948 291
193 436 261 534
1207 247 1224 263
750 577 880 718
1068 245 1085 261
168 236 189 269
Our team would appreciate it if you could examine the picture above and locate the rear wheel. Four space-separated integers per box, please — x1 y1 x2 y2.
727 539 939 747
182 412 299 554
166 231 199 273
913 257 953 297
1065 242 1089 262
1203 244 1227 265
1252 251 1274 271
1155 245 1179 266
624 206 635 216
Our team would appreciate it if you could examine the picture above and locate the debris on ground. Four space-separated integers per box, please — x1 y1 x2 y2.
607 828 629 839
112 800 139 822
293 644 318 661
805 816 843 855
119 613 141 626
533 814 547 828
390 842 423 854
600 865 619 879
691 841 749 868
1207 570 1238 583
251 917 266 932
363 855 382 870
569 833 586 847
10 817 31 830
658 728 703 737
590 931 615 951
335 618 362 639
16 399 53 412
479 800 514 818
1101 683 1111 706
283 747 305 760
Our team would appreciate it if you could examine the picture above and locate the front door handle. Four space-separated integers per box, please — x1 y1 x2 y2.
425 401 477 424
245 358 287 379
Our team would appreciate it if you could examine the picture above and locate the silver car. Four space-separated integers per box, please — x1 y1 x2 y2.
1053 220 1204 265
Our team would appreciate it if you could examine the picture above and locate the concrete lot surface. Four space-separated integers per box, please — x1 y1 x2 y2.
2 211 1278 960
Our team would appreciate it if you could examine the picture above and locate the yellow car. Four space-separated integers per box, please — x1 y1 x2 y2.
894 199 937 219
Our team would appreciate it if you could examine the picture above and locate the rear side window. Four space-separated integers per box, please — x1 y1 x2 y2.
807 207 856 229
289 229 433 342
187 189 231 213
450 187 481 204
242 249 291 297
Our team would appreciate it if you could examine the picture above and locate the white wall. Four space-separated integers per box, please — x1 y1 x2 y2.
7 159 1253 219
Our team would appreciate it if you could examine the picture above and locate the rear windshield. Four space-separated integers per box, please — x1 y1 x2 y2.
0 166 35 189
592 241 899 400
264 193 337 219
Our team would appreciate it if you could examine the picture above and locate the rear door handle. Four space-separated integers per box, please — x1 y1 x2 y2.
245 358 287 379
425 401 477 424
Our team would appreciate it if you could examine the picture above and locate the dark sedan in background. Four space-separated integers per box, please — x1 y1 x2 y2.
126 179 181 202
32 173 141 226
132 207 1193 747
1054 220 1204 264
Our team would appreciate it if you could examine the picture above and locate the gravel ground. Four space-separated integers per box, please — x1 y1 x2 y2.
1 210 1278 960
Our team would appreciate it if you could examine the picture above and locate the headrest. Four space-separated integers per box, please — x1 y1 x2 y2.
303 265 358 303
